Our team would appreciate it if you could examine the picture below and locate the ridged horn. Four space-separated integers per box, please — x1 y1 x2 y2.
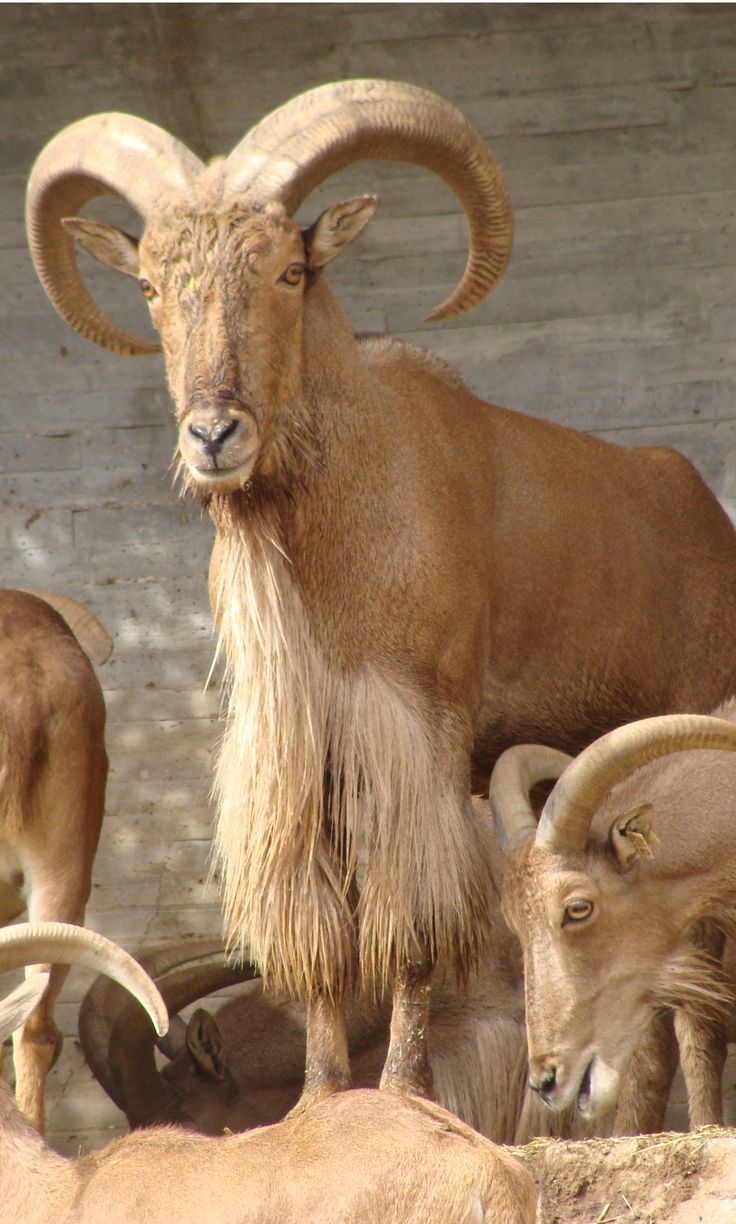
26 112 204 354
0 921 168 1039
19 589 113 665
536 713 736 853
489 746 573 853
224 79 513 321
78 939 259 1127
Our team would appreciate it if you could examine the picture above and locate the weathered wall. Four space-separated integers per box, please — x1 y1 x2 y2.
2 3 735 1151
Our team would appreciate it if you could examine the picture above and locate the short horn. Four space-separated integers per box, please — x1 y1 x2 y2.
26 113 204 354
536 713 736 853
489 745 573 853
224 79 512 321
0 922 167 1038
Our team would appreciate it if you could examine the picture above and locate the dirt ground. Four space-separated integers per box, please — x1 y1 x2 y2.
521 1128 736 1224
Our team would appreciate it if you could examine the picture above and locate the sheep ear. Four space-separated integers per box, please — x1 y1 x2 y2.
609 803 659 870
185 1007 226 1080
303 196 379 270
62 217 140 278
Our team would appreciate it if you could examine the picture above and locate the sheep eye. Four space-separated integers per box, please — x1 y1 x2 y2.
139 278 157 300
279 263 305 286
562 899 593 926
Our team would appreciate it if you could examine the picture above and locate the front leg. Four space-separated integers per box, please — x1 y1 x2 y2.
380 938 435 1099
614 1010 679 1135
675 923 728 1128
290 992 352 1115
675 1006 727 1127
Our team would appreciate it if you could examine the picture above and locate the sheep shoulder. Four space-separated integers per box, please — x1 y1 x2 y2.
356 333 472 396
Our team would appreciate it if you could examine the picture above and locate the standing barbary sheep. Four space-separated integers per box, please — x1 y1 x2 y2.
26 79 736 1105
0 589 110 1131
78 804 540 1143
78 801 679 1143
494 706 736 1130
82 940 541 1141
1 925 537 1224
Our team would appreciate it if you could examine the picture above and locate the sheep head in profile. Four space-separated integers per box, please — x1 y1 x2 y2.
493 708 736 1129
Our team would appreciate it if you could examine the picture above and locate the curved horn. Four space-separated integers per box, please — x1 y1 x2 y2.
0 921 167 1038
19 589 113 665
26 113 204 354
78 939 259 1127
0 974 51 1043
224 79 513 321
489 745 573 853
537 713 736 853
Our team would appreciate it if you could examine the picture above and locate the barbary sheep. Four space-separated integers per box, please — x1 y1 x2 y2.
78 804 681 1143
0 589 110 1131
494 705 736 1128
78 844 541 1143
26 78 736 1106
1 923 536 1224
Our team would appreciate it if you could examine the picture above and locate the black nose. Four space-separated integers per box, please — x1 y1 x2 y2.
529 1066 557 1098
188 417 240 457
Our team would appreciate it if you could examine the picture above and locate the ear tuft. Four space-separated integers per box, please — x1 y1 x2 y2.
610 803 659 870
303 195 379 271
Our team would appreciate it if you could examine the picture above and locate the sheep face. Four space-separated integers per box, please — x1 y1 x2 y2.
501 837 677 1122
65 194 378 497
139 201 308 494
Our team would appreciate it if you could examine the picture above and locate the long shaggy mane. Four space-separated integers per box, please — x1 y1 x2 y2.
650 939 734 1023
209 509 492 999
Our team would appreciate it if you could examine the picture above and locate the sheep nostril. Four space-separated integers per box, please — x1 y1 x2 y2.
530 1065 557 1098
188 418 240 456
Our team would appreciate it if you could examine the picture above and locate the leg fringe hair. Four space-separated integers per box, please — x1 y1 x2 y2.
209 518 492 999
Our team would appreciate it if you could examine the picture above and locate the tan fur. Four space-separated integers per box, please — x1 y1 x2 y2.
0 938 536 1224
0 720 45 839
83 809 674 1143
55 134 736 1095
652 943 733 1022
502 700 736 1129
0 591 107 1132
81 808 552 1140
1 1067 537 1224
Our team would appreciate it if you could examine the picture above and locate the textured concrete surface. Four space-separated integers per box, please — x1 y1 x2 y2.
0 2 735 1153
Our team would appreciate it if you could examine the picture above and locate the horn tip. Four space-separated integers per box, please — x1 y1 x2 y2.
153 1012 170 1039
424 304 461 324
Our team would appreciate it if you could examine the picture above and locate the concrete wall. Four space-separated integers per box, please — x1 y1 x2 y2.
2 3 736 1151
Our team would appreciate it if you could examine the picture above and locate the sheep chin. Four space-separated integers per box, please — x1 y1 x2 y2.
184 454 258 494
578 1054 621 1120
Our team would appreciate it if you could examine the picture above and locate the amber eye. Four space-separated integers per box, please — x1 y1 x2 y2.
279 263 305 286
139 278 157 300
562 899 594 926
